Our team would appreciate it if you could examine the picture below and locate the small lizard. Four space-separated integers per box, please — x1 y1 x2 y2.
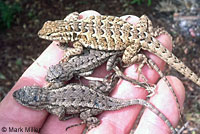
45 49 153 91
45 49 122 88
38 12 200 87
13 79 176 134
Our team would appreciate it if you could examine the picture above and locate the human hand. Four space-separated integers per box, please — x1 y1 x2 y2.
0 10 185 134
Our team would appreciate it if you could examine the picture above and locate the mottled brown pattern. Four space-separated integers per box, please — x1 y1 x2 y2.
13 81 176 133
38 12 200 102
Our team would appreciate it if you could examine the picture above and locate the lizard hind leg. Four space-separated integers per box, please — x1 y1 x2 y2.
122 42 141 65
133 54 153 81
123 49 152 82
122 43 149 81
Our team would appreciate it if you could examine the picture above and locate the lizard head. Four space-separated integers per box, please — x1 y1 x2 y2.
38 20 68 43
13 86 46 109
45 64 73 83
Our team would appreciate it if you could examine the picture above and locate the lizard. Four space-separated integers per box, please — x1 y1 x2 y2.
45 48 154 92
45 48 123 88
37 12 200 88
13 77 177 134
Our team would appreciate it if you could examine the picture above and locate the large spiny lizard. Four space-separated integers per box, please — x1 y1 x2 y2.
13 79 176 134
38 12 200 87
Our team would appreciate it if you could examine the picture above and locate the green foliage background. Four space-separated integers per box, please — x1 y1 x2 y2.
0 0 21 29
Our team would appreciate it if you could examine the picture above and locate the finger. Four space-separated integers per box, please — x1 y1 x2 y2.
79 10 101 19
88 15 174 134
135 76 185 134
0 41 64 131
39 10 101 134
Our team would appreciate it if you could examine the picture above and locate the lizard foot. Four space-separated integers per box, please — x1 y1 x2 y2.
113 66 156 91
134 54 153 82
146 84 157 97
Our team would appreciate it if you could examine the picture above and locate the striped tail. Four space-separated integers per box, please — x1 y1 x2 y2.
143 36 200 87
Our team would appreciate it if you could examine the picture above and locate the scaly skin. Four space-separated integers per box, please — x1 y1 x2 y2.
13 84 177 134
45 49 123 88
38 12 200 87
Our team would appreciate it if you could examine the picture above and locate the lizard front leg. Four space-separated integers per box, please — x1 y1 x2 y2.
47 106 82 121
61 41 83 63
46 106 69 120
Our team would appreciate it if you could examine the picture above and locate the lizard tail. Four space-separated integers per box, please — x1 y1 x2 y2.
105 98 176 134
143 36 200 87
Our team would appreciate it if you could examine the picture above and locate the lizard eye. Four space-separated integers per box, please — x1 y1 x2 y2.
46 33 51 36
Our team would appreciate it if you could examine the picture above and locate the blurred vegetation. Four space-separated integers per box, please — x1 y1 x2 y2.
0 0 21 30
130 0 152 6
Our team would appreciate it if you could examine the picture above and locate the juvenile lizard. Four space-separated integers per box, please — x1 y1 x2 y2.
45 49 153 91
13 79 176 134
45 48 122 88
38 12 200 87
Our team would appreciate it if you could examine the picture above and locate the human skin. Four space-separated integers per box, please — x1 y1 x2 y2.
0 10 185 134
